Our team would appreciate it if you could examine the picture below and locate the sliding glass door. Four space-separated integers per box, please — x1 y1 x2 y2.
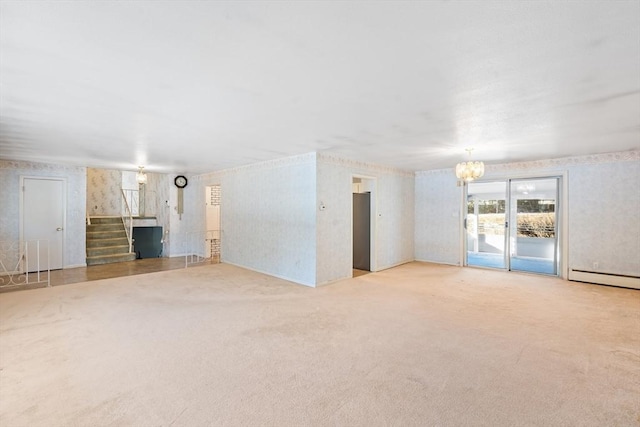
466 177 559 275
466 181 507 269
509 178 558 275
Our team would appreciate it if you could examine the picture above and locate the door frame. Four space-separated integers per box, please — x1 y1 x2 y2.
19 176 67 271
351 174 377 273
461 172 568 279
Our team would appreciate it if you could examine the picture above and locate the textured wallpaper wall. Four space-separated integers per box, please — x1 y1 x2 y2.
414 169 462 265
86 168 122 216
0 160 87 268
316 154 415 285
197 153 317 286
146 173 172 257
568 158 639 276
167 174 198 258
414 150 640 277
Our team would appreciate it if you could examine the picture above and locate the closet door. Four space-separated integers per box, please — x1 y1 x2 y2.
22 177 65 271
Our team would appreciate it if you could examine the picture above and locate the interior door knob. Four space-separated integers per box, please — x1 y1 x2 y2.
56 227 63 231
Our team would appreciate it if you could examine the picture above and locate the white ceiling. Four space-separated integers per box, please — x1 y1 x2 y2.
1 1 639 174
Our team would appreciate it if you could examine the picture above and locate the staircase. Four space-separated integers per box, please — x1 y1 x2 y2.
86 217 136 266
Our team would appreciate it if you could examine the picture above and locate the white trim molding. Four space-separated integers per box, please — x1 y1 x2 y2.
569 269 640 290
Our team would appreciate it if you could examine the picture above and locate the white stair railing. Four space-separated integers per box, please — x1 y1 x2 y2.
0 240 50 288
121 189 158 218
121 189 140 216
121 189 134 253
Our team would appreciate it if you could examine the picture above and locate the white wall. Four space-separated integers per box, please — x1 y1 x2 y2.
0 160 87 268
167 174 196 258
146 173 173 257
316 153 415 285
4 150 630 286
568 156 639 276
86 168 122 216
414 169 462 265
196 153 317 286
194 152 414 287
414 150 640 277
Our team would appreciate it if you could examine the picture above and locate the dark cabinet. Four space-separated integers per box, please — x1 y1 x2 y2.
132 226 163 258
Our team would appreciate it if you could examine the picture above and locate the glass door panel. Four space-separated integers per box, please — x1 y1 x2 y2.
509 178 558 275
466 181 507 269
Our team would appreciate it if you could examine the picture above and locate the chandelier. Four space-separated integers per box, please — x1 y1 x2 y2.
455 149 484 182
136 166 148 184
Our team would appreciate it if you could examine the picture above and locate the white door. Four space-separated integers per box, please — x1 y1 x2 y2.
22 178 65 271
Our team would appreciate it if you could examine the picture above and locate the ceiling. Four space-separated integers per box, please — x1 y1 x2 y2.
1 1 639 174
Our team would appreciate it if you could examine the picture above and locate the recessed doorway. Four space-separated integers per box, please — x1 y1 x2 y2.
352 176 376 277
205 185 221 261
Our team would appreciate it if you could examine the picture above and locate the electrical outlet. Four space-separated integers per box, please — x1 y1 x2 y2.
593 261 599 270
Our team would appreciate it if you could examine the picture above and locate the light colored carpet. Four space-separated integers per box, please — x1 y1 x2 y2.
1 262 639 426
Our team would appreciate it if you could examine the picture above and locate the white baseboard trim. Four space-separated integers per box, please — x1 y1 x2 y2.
316 259 416 287
414 258 461 267
569 269 640 290
222 260 316 288
373 259 415 272
64 263 86 269
316 275 352 287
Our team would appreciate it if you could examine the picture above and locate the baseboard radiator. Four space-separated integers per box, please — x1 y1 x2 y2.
569 269 640 290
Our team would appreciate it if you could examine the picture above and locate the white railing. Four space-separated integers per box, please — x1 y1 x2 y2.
0 240 50 288
122 189 158 217
184 229 221 267
121 189 134 253
122 189 140 217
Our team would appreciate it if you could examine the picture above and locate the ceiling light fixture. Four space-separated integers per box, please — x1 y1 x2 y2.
455 148 485 183
136 166 147 185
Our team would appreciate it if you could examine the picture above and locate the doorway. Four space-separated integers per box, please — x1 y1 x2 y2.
21 177 66 271
465 177 559 275
352 176 376 276
205 185 221 260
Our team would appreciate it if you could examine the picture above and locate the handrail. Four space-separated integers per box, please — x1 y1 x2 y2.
121 189 140 216
121 189 158 217
120 189 134 253
185 229 222 267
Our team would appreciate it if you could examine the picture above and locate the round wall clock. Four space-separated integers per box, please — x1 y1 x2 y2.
175 175 188 188
175 175 188 218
